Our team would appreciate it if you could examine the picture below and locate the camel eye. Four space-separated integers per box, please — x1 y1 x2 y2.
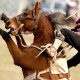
23 12 28 16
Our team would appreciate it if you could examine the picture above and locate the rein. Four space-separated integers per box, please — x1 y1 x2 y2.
17 34 52 57
14 10 49 57
17 34 42 50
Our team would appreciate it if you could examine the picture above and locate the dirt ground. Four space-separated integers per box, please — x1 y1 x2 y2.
0 21 80 80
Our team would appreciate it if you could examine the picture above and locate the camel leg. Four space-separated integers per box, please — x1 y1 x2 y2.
0 28 22 64
15 34 27 50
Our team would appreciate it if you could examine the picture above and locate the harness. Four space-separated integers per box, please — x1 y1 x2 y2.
10 9 71 80
13 9 42 35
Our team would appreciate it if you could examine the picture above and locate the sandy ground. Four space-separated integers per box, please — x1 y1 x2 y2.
0 21 80 80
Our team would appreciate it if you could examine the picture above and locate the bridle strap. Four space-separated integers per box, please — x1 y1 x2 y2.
15 16 21 27
14 10 42 33
34 10 42 30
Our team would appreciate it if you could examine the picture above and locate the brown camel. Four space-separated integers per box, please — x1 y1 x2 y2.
0 2 55 80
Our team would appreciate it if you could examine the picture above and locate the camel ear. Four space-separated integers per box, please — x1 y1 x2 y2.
34 2 41 15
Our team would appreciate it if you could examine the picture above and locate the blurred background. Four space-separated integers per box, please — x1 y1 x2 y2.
0 0 80 17
0 0 80 80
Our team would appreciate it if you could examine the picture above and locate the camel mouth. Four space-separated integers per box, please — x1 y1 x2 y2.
8 28 18 36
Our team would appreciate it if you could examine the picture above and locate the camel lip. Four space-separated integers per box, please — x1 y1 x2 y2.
8 28 16 34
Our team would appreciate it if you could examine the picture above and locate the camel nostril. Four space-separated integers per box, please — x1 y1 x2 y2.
5 26 10 29
5 24 11 29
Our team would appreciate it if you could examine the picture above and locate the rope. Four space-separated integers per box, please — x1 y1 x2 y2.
11 24 24 36
35 44 52 58
17 35 42 51
66 10 80 20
